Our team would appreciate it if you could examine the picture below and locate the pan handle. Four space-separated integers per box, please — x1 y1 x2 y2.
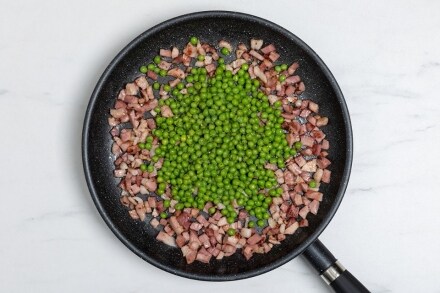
303 239 370 293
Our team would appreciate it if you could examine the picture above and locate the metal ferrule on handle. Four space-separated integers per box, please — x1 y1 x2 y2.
321 261 346 285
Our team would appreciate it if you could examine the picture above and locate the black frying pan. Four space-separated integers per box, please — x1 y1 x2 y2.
82 11 369 292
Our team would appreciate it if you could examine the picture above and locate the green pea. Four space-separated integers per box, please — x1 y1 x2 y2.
220 47 230 55
139 65 148 73
153 55 161 64
190 36 198 45
159 69 167 77
164 200 171 208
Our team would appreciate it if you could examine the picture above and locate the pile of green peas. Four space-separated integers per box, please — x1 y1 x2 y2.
141 37 299 227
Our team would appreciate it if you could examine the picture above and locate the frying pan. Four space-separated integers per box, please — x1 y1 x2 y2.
82 11 369 292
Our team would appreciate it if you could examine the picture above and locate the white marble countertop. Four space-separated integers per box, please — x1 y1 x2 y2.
1 0 440 292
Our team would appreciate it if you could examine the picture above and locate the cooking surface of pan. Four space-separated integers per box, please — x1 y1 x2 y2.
82 11 352 281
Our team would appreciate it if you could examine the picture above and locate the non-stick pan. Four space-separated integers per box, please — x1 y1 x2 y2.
82 11 369 292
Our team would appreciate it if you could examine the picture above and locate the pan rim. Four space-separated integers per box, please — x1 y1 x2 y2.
82 10 353 281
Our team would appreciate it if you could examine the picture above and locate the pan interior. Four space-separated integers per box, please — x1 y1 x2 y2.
82 11 352 281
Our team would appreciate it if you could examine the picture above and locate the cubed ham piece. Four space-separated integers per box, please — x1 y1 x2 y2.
167 68 185 79
185 249 197 264
223 244 237 254
196 215 209 227
143 178 157 192
158 60 172 70
306 190 323 201
313 168 323 183
159 49 172 58
216 251 225 260
217 217 228 226
287 162 302 175
156 231 176 247
205 63 216 73
177 212 191 230
301 159 317 172
316 117 329 127
176 235 186 248
150 218 160 229
268 51 280 62
249 50 264 61
169 216 184 235
114 169 126 178
183 43 197 57
160 105 173 117
135 76 149 90
128 209 139 220
261 44 276 54
250 39 263 50
110 108 127 119
284 171 295 185
299 206 310 219
190 222 203 231
288 62 299 75
147 70 158 80
171 47 179 58
295 156 306 167
322 169 331 183
268 95 279 105
275 169 285 184
240 228 252 238
299 219 309 227
308 101 319 113
253 65 267 83
293 193 303 206
317 157 331 169
198 233 209 245
309 200 320 215
284 221 299 235
285 75 301 84
297 81 306 93
243 246 253 260
125 83 139 95
247 233 262 245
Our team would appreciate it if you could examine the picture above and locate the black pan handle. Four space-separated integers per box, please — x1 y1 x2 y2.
303 239 370 293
